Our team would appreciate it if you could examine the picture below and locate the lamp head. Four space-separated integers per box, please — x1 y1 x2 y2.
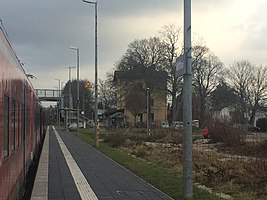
82 0 97 4
70 46 79 50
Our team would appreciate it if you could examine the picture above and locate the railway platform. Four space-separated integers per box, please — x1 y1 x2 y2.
31 126 173 200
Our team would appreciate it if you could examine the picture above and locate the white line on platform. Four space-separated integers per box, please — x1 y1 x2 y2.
52 126 98 200
31 126 50 200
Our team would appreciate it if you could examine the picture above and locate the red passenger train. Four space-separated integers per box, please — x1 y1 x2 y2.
0 22 46 199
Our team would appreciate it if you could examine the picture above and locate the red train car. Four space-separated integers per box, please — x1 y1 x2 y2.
0 22 45 199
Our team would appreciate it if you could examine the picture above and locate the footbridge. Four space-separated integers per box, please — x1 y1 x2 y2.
35 89 61 101
35 89 89 126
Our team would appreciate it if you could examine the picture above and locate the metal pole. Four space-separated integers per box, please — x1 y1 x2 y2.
65 109 68 131
82 91 86 128
55 79 60 126
61 82 64 91
82 0 98 147
70 47 80 134
61 82 64 123
68 67 75 127
147 88 150 135
69 67 72 127
183 0 193 198
94 2 99 147
77 49 80 134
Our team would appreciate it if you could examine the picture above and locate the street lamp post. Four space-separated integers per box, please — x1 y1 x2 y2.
61 82 65 92
147 87 150 136
61 81 65 126
82 0 98 147
67 67 76 128
53 86 59 125
70 47 80 134
55 79 61 126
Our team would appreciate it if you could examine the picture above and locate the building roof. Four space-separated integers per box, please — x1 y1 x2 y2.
114 66 167 83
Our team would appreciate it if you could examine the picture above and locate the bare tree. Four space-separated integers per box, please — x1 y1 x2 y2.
192 46 224 127
227 60 254 123
249 66 267 124
98 72 117 110
116 37 168 71
228 60 267 124
159 24 183 121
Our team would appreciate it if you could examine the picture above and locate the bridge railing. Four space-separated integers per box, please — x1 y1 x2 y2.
35 89 61 99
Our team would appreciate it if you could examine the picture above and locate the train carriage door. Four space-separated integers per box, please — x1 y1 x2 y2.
4 95 10 159
39 107 43 143
34 100 40 152
30 90 34 160
23 83 31 182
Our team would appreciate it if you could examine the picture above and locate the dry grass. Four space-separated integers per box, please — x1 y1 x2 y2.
193 150 267 199
101 128 267 200
219 140 267 158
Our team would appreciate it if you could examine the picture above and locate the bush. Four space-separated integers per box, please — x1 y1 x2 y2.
149 129 169 142
208 120 245 146
171 133 183 144
256 118 267 132
128 132 149 145
104 131 127 147
132 145 148 158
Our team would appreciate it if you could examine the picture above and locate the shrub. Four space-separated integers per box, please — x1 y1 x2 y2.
149 129 169 142
132 145 148 158
104 131 127 147
171 133 183 144
149 129 183 144
208 120 245 146
128 132 149 144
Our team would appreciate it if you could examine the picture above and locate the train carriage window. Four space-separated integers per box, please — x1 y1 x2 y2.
11 99 15 152
4 96 9 159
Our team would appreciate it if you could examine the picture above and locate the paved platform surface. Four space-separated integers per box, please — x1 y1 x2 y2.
31 126 174 200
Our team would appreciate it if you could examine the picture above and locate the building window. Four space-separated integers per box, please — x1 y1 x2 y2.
11 99 16 152
4 96 9 158
151 113 154 122
136 113 143 122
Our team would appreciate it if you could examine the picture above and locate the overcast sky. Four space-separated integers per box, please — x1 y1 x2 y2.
1 0 267 91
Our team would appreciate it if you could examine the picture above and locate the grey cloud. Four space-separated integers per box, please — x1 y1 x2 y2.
241 1 267 51
3 0 266 90
99 0 180 17
244 26 267 51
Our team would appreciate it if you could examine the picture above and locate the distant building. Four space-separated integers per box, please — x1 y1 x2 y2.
212 106 235 122
213 105 267 127
253 109 267 127
114 67 167 128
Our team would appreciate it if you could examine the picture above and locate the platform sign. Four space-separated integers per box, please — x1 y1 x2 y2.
175 54 186 77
